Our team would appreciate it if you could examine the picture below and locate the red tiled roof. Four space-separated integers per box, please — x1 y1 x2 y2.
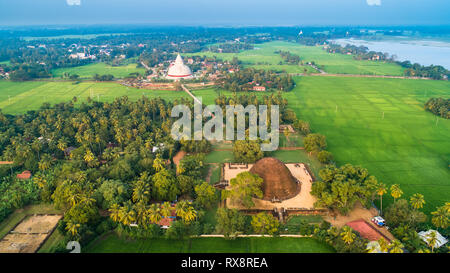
0 161 13 165
346 219 390 242
17 170 32 179
158 217 175 227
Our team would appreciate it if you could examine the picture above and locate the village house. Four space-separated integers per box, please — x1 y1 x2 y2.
253 86 266 91
17 170 32 180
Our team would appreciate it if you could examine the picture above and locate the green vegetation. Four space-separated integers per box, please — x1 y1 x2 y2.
52 63 145 79
286 76 450 213
424 97 449 119
185 41 405 75
85 234 335 253
0 81 189 114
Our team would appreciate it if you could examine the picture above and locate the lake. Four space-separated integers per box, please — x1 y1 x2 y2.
332 38 450 69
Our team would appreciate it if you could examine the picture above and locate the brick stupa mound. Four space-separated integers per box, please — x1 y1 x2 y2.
249 157 300 201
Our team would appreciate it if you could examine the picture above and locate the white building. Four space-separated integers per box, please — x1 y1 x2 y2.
166 54 193 81
418 230 448 249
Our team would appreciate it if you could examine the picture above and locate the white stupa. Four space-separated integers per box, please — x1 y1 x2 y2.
166 54 193 80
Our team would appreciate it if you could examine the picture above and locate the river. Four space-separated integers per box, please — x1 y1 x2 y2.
331 37 450 69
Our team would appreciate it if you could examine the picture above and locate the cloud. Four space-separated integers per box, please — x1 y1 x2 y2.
66 0 81 6
366 0 381 6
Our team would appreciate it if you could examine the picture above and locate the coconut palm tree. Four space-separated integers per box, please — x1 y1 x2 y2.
119 204 136 226
80 194 96 207
175 200 188 219
377 238 390 253
38 154 53 171
109 204 121 223
182 205 197 223
340 226 356 245
431 206 449 229
410 193 426 210
376 183 387 215
153 154 165 172
67 192 82 207
389 240 404 253
390 184 403 203
161 202 172 218
425 230 438 253
132 180 150 203
66 221 81 236
147 203 162 224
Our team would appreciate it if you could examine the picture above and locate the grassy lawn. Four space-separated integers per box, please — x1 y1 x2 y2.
0 80 189 114
185 41 405 76
279 133 303 147
205 150 234 164
37 229 65 253
286 76 450 213
85 234 335 253
286 215 324 225
52 62 146 79
207 164 221 184
0 204 61 240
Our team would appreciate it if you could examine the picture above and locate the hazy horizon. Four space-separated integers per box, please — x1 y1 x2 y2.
1 0 449 27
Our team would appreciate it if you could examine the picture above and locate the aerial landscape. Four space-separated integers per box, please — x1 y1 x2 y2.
0 0 448 266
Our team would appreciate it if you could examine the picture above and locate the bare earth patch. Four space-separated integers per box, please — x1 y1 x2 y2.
0 214 62 253
173 150 186 168
324 202 395 241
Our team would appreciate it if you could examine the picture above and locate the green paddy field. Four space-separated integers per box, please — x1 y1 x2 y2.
0 41 448 214
286 76 450 212
0 81 188 114
52 62 146 79
184 41 405 75
84 234 335 253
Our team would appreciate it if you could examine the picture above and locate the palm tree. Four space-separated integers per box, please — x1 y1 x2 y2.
390 184 403 203
410 193 426 210
389 240 404 253
153 154 165 172
66 221 81 236
109 204 121 223
161 202 172 218
425 230 438 253
182 205 197 223
119 204 136 226
67 192 82 207
38 154 52 171
431 206 449 229
84 149 95 163
134 201 148 225
377 238 390 253
80 194 96 207
376 183 387 215
147 203 162 224
340 226 356 245
132 181 150 203
57 138 68 152
175 200 189 219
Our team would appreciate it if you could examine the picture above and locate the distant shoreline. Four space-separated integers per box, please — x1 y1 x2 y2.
331 37 450 69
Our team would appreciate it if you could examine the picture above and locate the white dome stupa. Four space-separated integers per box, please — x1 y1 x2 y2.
166 54 193 80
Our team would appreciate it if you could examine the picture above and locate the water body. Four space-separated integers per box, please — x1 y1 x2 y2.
332 38 450 69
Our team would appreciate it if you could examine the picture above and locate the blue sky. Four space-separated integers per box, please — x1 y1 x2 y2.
0 0 449 26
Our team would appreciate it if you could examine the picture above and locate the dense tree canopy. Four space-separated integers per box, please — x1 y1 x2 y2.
311 164 378 214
